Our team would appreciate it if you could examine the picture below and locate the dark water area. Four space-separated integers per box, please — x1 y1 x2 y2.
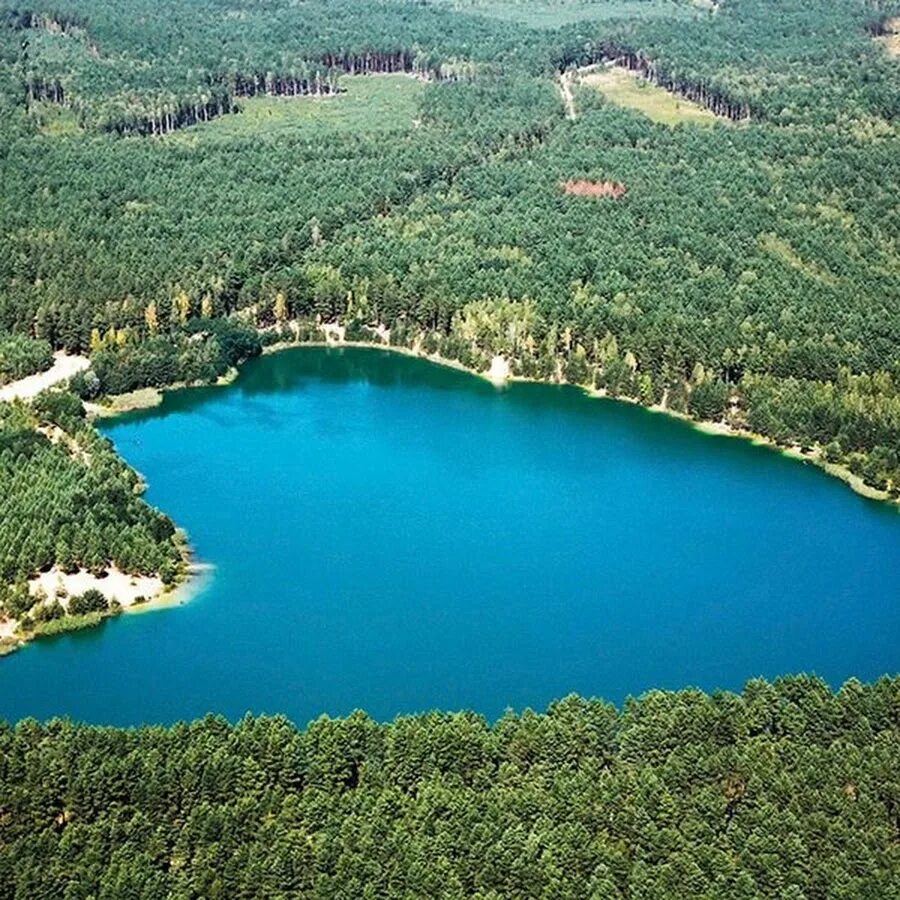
2 348 898 726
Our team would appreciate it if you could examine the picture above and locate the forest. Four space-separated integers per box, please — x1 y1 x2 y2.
0 676 898 897
1 0 898 500
0 390 184 648
0 333 51 384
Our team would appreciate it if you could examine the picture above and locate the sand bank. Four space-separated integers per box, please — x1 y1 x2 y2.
29 566 164 610
0 561 214 654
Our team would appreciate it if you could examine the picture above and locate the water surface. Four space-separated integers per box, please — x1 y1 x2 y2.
2 348 898 725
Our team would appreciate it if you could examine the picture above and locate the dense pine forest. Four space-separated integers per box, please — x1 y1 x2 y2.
0 0 898 486
0 0 898 507
1 677 898 897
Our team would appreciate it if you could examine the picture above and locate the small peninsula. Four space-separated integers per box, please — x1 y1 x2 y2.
0 389 190 654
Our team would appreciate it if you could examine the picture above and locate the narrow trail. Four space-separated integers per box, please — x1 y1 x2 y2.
557 70 577 121
0 352 90 402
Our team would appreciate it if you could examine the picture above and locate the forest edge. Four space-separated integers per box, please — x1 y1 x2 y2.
2 318 894 656
87 320 900 507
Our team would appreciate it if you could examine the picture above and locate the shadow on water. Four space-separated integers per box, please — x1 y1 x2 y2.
103 347 496 427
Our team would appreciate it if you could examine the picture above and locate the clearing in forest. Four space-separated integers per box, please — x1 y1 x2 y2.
171 74 425 140
562 179 627 199
426 0 694 28
581 65 722 125
875 18 900 57
0 353 89 402
31 103 81 137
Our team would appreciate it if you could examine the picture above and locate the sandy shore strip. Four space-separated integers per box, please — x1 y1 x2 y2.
29 566 164 610
0 352 90 402
0 561 215 652
28 562 213 612
124 562 215 616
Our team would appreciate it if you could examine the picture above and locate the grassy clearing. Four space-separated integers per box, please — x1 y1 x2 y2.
172 74 425 142
32 103 81 137
427 0 693 28
581 66 721 125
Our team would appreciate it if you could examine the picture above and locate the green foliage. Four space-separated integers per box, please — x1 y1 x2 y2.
689 376 729 420
0 399 182 585
67 587 108 614
0 678 898 897
31 598 64 622
90 320 261 394
742 371 900 489
33 386 85 429
557 0 899 125
27 609 105 637
431 0 697 28
0 0 899 501
0 333 52 384
1 581 35 618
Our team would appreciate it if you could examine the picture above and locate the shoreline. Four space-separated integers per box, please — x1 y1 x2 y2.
123 561 214 618
85 367 243 418
0 554 211 658
87 330 897 508
263 338 509 383
6 330 892 653
262 336 897 508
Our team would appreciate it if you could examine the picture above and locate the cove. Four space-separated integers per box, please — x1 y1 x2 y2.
2 347 899 726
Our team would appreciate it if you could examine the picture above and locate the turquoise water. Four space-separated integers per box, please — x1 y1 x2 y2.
2 348 899 726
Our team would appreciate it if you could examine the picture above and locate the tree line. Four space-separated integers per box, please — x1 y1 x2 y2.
0 676 897 897
0 392 183 627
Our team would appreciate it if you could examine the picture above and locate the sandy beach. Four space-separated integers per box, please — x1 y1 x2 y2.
28 566 165 609
0 562 213 653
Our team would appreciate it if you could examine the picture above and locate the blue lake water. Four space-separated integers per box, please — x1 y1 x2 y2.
2 347 898 726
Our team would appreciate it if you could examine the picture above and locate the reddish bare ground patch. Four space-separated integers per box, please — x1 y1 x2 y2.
562 179 627 199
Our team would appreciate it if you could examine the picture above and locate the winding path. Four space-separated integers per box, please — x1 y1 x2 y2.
558 70 577 121
0 352 90 402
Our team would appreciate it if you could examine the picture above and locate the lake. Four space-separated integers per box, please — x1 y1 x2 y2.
2 347 898 726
